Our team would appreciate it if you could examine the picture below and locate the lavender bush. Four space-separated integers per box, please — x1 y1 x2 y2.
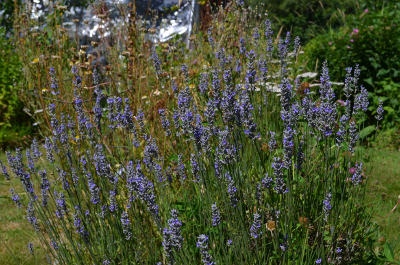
1 1 386 264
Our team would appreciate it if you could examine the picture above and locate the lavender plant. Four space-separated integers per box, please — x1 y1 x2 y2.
1 1 384 264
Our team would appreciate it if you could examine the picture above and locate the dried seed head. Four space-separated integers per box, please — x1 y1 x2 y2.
122 51 130 58
267 220 275 231
91 41 99 47
299 216 308 227
51 55 60 59
103 65 112 72
32 32 40 38
72 19 80 23
148 28 157 35
59 28 67 34
83 19 89 24
20 13 28 19
138 53 145 59
57 6 67 11
98 14 107 19
80 45 89 51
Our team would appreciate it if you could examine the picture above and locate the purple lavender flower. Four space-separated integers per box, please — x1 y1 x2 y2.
211 203 221 226
265 19 273 57
49 67 60 95
39 170 50 207
211 68 221 108
27 202 40 231
171 78 178 94
323 192 332 221
10 188 22 208
199 72 209 94
50 238 59 251
272 157 287 194
262 173 273 188
255 183 262 203
293 36 301 55
136 109 146 134
253 27 260 47
191 153 200 182
28 242 34 255
376 98 384 121
0 159 10 180
88 177 101 205
296 141 305 169
245 50 257 91
162 228 173 263
31 138 42 162
197 235 215 265
207 29 215 50
227 239 233 247
121 211 132 240
168 209 183 250
343 67 353 98
181 63 189 83
353 64 361 92
55 191 68 219
348 119 358 153
226 173 238 207
109 189 118 212
239 37 246 54
44 137 55 163
159 109 171 137
250 211 262 238
351 162 363 185
177 154 186 182
316 259 322 264
151 47 162 77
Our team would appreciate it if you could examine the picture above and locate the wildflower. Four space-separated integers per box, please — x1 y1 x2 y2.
316 259 322 264
347 46 351 49
31 138 42 161
227 239 233 247
250 212 262 238
323 192 332 221
55 191 68 219
329 42 332 45
162 228 173 263
293 36 301 55
365 9 368 13
211 203 221 226
280 235 288 252
245 50 257 91
197 235 215 265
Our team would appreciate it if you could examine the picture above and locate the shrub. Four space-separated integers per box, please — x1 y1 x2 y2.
1 1 390 264
0 28 32 147
303 3 400 129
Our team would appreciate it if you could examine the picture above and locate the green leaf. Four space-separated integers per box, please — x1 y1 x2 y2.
384 242 394 262
364 78 374 87
383 106 395 113
359 125 375 139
